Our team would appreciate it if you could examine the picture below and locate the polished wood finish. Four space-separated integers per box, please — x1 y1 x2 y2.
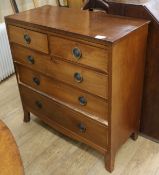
12 44 108 99
11 44 51 71
48 58 108 98
17 64 108 122
8 25 49 54
107 25 148 171
0 120 24 175
50 35 109 73
5 5 148 44
107 0 159 141
20 84 108 151
5 5 149 172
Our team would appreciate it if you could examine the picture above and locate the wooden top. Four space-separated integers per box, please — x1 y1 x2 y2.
5 5 149 44
0 120 24 175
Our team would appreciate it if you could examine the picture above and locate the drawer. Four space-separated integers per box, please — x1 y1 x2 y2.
49 59 108 99
12 44 51 71
50 35 109 72
20 85 108 149
8 25 49 53
12 45 108 98
17 65 108 122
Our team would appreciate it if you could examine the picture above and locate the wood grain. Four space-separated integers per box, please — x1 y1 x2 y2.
5 5 149 44
20 84 108 152
17 64 108 122
50 34 109 73
47 58 108 99
8 25 49 53
108 0 159 142
5 6 149 172
0 120 24 175
106 25 148 171
12 44 108 99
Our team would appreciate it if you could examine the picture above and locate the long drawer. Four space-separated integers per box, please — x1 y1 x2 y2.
20 85 108 149
17 65 108 122
12 45 108 99
50 35 109 73
8 25 49 54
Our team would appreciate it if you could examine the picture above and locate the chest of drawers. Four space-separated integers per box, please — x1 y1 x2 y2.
5 5 149 172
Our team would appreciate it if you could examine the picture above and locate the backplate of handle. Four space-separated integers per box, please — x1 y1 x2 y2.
74 72 83 83
33 77 40 86
78 96 87 106
78 123 86 133
35 101 42 109
26 55 34 64
72 47 82 60
24 34 31 44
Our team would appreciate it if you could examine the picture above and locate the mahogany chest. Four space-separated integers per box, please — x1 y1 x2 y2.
5 5 149 172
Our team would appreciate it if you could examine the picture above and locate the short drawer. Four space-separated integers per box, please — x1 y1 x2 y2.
17 65 108 122
12 45 108 99
50 35 109 73
8 25 49 53
20 85 108 149
12 44 51 70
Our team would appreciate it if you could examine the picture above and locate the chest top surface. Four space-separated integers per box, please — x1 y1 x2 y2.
5 5 149 44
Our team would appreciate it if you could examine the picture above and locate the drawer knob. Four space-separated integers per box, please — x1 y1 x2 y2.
72 47 82 60
24 34 31 44
26 56 34 64
33 77 40 86
35 101 42 109
78 123 86 133
74 72 83 83
78 96 87 106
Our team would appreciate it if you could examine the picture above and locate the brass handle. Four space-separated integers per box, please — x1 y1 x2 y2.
33 77 40 86
74 72 83 83
35 101 42 109
78 123 86 133
26 56 34 64
72 47 82 60
78 96 87 106
24 34 31 44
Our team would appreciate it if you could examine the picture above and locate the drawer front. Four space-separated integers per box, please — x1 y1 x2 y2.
12 45 108 99
17 65 108 121
50 35 108 72
20 85 108 149
12 44 51 71
8 25 49 53
49 59 108 99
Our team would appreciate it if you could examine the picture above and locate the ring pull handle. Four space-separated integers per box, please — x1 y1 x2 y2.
74 72 83 83
72 47 82 60
78 96 87 106
35 101 42 109
78 123 86 133
26 55 34 64
24 34 31 44
33 77 40 86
